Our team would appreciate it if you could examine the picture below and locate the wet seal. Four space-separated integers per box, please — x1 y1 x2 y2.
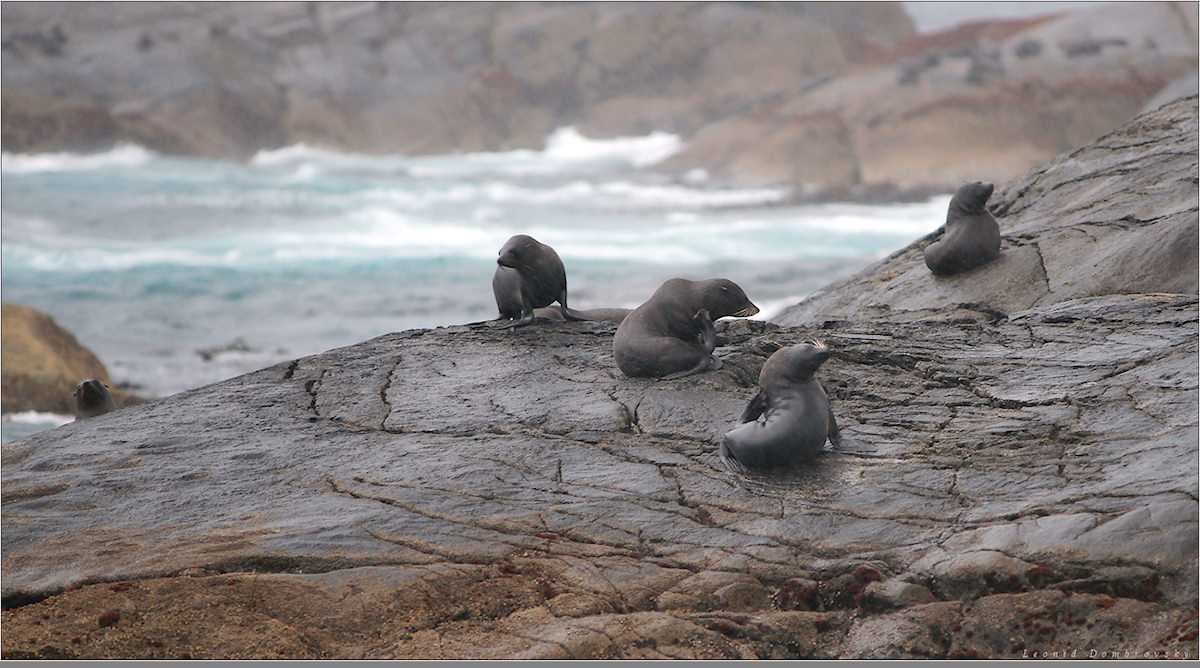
613 277 758 379
493 234 595 328
74 378 116 420
924 181 1001 276
720 341 840 472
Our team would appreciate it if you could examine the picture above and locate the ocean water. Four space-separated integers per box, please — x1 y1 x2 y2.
1 127 948 443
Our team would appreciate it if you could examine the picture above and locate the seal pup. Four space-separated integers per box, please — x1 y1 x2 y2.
74 378 116 420
719 341 840 473
613 277 759 379
493 234 591 327
924 181 1001 276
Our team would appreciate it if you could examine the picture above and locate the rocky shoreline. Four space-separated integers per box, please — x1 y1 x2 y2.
2 96 1196 659
3 2 1196 194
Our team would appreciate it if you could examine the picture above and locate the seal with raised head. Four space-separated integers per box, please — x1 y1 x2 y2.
74 378 116 420
493 234 591 327
719 341 840 472
924 181 1001 276
613 277 759 379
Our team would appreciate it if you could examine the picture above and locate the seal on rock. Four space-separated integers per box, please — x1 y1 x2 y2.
613 278 759 379
73 378 116 420
532 306 632 325
924 181 1001 276
719 341 840 472
493 234 591 327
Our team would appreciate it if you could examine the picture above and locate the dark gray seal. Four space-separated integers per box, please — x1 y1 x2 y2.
73 378 116 420
532 306 632 325
492 234 590 327
613 277 759 379
924 181 1001 276
719 341 840 472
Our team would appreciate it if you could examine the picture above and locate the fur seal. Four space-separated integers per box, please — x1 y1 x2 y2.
923 181 1001 276
613 277 759 379
73 378 116 420
493 234 590 327
719 341 840 472
531 306 632 325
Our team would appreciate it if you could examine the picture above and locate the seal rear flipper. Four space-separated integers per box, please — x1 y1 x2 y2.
738 391 767 423
718 438 747 474
662 355 715 380
558 293 589 322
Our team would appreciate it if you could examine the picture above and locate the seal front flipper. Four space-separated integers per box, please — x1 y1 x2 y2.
826 404 841 446
695 309 717 355
738 390 767 423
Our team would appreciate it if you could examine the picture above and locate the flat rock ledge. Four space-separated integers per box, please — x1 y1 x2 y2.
2 291 1197 659
2 97 1198 660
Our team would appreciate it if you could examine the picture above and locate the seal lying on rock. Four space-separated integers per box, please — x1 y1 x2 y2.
613 278 759 379
532 306 632 325
924 181 1001 276
720 341 840 472
493 234 595 328
73 378 116 420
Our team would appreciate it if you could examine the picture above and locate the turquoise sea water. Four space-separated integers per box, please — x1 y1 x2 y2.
1 129 948 442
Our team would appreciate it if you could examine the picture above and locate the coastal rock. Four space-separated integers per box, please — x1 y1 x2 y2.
662 2 1199 193
4 3 1195 195
0 302 136 415
776 95 1199 326
2 78 1197 661
0 2 911 163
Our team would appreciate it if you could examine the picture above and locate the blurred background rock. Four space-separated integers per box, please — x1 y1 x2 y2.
4 1 1196 199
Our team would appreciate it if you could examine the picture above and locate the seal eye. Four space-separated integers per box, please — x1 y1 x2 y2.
721 286 728 292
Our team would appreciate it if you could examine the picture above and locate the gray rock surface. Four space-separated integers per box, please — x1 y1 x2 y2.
2 84 1197 661
777 95 1199 326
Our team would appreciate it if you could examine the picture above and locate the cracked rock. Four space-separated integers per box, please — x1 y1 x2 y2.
1 94 1196 661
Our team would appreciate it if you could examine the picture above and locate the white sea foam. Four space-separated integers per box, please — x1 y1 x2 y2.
541 126 683 167
0 144 156 173
749 295 809 322
2 411 74 425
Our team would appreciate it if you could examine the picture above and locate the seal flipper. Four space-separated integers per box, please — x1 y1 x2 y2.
695 309 717 355
738 391 767 423
661 356 715 380
558 290 589 322
826 404 841 446
500 297 538 329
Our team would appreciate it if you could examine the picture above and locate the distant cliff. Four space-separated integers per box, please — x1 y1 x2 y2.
2 1 1196 196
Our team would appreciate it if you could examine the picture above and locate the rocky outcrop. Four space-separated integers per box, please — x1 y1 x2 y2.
662 2 1198 193
2 97 1197 659
0 2 911 161
776 95 1199 327
4 2 1195 195
0 302 138 415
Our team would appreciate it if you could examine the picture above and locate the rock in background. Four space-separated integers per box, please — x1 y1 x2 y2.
1 90 1196 660
2 1 1195 195
1 302 139 415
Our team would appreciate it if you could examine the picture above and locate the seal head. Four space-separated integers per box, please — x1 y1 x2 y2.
719 341 840 472
74 378 116 420
923 181 1001 276
613 277 759 379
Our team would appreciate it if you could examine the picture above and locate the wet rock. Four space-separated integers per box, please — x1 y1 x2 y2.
777 95 1199 326
860 580 936 610
1 90 1196 660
